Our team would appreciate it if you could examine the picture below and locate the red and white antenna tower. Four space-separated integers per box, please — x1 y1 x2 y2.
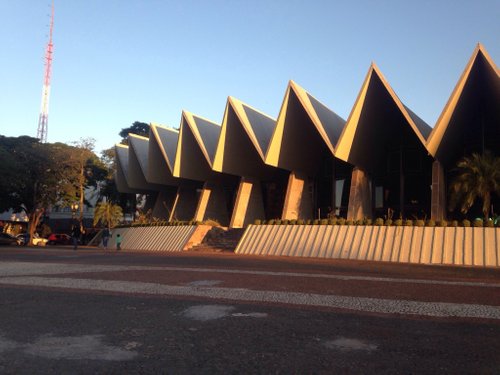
37 1 54 143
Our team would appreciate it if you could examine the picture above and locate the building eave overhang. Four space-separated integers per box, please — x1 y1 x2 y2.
213 96 276 173
426 43 500 157
335 63 430 166
265 80 343 168
127 137 159 191
150 123 178 172
172 111 220 180
114 144 141 194
128 133 150 177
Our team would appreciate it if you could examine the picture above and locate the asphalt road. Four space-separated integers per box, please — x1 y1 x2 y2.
0 245 499 374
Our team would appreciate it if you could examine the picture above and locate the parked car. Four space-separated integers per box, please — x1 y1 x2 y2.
0 233 21 246
16 233 48 246
47 233 71 245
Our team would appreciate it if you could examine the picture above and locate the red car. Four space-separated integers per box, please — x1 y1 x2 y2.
47 233 71 245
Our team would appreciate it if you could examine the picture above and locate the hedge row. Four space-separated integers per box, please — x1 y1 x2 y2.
115 220 200 228
253 218 498 227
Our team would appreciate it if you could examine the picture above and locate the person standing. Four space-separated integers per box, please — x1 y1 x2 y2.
102 227 110 250
116 233 122 251
71 225 81 250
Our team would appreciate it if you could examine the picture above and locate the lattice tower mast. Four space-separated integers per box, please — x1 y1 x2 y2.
36 2 54 143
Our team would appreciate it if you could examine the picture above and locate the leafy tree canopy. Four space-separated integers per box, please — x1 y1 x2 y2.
119 121 150 145
0 135 110 243
93 201 123 228
449 150 500 220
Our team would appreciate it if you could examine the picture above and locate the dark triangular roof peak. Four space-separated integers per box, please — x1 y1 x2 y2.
336 63 430 167
427 43 500 159
150 123 179 171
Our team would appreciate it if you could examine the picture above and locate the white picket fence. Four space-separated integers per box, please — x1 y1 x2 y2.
106 226 197 252
235 225 500 267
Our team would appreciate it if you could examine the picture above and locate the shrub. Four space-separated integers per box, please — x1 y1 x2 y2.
374 218 384 226
450 220 458 227
385 219 393 226
436 220 448 227
404 219 413 226
415 220 425 227
254 219 262 225
281 219 289 225
289 219 297 225
202 219 221 227
473 219 483 227
426 219 436 227
393 219 403 226
328 218 337 225
297 219 305 225
313 219 319 225
346 219 353 226
337 218 346 225
306 219 312 225
275 219 282 225
486 219 494 227
462 219 471 227
320 219 328 225
364 219 373 226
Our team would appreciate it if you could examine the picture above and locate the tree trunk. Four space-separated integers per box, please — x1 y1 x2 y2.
28 209 44 246
483 192 491 220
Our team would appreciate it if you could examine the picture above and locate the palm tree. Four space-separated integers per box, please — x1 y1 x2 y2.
93 201 123 228
448 151 500 220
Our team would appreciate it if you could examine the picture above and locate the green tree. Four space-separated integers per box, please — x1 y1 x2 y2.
448 151 500 220
65 138 107 224
93 201 123 228
119 121 150 145
0 136 109 244
0 136 75 244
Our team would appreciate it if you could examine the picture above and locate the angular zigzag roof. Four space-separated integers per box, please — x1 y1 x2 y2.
335 63 431 172
148 123 180 186
115 144 141 194
213 96 276 177
173 111 221 181
427 44 500 164
117 44 497 193
265 80 345 172
128 134 158 191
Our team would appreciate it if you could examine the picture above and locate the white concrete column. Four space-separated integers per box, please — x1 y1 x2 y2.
230 177 265 228
170 185 199 221
152 189 177 220
194 181 230 226
347 167 372 220
281 170 313 220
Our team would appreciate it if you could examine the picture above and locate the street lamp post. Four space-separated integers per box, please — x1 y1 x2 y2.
71 203 79 223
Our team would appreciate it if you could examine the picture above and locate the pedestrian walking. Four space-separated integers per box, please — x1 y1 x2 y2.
116 233 122 251
71 225 81 250
102 227 110 250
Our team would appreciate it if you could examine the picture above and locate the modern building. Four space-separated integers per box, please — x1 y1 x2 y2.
115 44 499 226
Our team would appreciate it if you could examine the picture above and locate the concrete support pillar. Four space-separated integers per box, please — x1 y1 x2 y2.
431 160 446 221
152 189 177 220
230 177 265 228
281 170 313 220
194 181 230 226
170 185 199 221
347 167 372 220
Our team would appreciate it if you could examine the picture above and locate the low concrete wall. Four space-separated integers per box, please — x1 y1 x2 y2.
107 226 198 252
235 225 500 267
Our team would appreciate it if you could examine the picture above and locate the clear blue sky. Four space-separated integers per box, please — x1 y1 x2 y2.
1 0 498 153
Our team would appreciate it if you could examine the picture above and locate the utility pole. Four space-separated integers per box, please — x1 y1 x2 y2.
36 1 54 143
